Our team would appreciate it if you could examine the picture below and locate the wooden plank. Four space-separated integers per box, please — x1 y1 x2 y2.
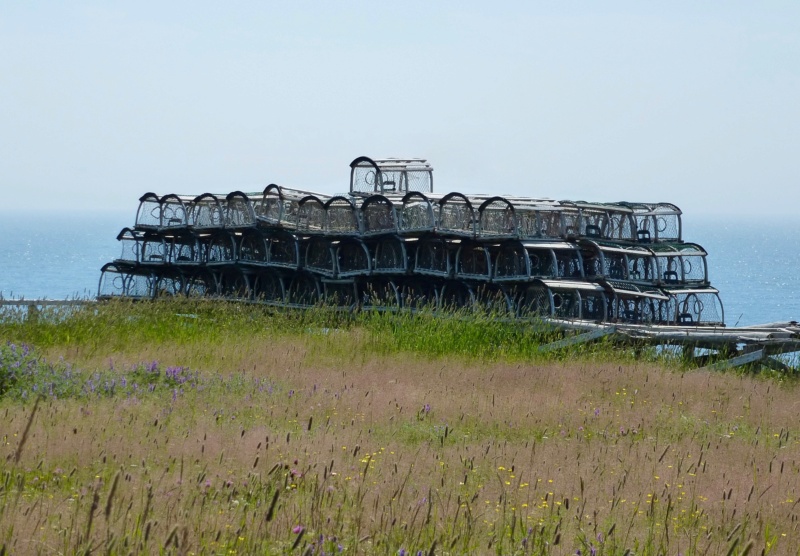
745 321 799 329
697 349 765 372
538 327 616 352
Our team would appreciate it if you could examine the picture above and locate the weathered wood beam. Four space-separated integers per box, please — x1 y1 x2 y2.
697 349 765 372
538 327 616 352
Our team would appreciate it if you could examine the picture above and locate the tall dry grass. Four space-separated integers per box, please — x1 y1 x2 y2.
1 301 799 554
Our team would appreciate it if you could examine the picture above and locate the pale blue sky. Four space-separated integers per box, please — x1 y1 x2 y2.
2 2 798 217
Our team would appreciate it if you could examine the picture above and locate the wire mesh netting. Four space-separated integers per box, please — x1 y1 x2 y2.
285 273 321 307
266 231 300 269
400 193 436 234
304 238 336 277
350 160 381 195
414 237 452 278
336 240 371 277
322 280 359 309
369 237 408 274
297 196 327 234
155 271 185 298
204 231 236 265
160 195 191 230
350 157 433 195
478 198 517 239
439 281 475 310
493 242 528 281
214 267 251 299
361 196 398 235
405 168 432 193
135 194 162 230
191 194 225 230
225 192 256 229
98 264 155 299
253 271 285 304
438 194 475 237
238 229 269 266
455 242 491 280
326 197 360 235
664 289 724 326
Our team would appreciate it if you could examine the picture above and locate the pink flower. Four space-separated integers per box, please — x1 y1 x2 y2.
292 525 304 534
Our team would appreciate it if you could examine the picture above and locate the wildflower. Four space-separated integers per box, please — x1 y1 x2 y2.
423 403 431 413
293 525 304 534
594 408 600 417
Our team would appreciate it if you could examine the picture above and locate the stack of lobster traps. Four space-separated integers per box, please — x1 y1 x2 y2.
99 156 724 326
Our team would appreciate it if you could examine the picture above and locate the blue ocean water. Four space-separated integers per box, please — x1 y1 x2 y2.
0 210 797 326
686 215 800 326
0 210 130 301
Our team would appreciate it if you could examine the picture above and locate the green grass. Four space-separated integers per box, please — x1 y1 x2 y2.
0 299 644 366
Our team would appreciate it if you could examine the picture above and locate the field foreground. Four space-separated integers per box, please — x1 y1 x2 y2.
1 302 800 555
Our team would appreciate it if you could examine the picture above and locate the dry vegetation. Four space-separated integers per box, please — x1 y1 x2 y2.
1 301 800 555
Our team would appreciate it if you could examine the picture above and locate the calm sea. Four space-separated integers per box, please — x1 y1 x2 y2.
0 210 797 327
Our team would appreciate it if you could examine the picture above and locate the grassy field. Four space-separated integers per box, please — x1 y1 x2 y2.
1 300 800 555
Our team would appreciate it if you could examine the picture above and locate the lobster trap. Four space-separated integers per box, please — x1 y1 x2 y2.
102 155 729 332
